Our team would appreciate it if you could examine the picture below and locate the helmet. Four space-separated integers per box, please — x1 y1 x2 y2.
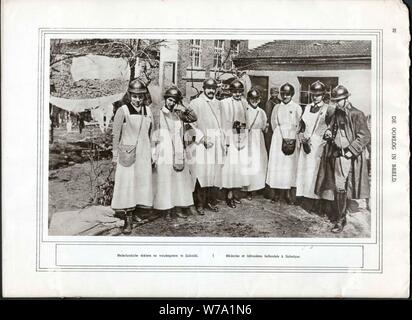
280 82 295 97
164 86 183 102
128 78 148 94
203 78 217 89
331 85 350 101
230 79 244 92
247 88 261 100
310 80 326 94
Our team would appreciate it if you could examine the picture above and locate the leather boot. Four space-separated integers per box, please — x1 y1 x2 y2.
188 205 202 216
232 190 242 204
123 212 133 235
174 207 187 218
226 190 236 208
205 188 219 212
331 191 347 233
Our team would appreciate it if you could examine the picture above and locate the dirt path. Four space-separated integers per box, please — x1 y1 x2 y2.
130 196 370 238
49 160 370 238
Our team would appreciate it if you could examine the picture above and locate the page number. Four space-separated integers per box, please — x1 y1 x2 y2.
392 28 397 33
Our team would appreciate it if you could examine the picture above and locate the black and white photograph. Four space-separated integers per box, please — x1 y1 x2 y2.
2 0 409 298
48 38 372 238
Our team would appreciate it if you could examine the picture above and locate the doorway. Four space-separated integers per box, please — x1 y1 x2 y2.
249 75 269 109
297 76 338 107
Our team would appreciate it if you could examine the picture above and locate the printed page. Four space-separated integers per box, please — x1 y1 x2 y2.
2 0 410 297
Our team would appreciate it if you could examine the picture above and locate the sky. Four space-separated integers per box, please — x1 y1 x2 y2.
248 40 270 50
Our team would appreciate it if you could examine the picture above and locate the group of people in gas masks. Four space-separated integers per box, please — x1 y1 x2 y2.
111 77 370 235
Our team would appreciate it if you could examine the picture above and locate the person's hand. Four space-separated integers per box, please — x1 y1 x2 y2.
263 123 269 133
205 141 214 149
173 104 185 112
202 137 214 149
344 150 353 159
323 129 332 140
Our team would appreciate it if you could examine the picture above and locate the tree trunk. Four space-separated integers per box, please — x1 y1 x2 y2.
130 64 135 81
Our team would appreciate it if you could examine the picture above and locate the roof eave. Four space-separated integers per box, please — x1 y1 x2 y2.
233 56 371 67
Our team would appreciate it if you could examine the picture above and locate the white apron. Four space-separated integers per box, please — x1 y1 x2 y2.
186 94 225 189
218 97 250 188
245 106 268 191
296 103 329 198
266 101 302 189
152 108 194 210
111 105 153 209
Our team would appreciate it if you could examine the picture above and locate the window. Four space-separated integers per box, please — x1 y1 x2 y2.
213 40 225 69
298 77 339 108
230 40 241 69
190 39 202 68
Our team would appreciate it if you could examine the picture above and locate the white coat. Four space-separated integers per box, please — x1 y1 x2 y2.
186 93 225 188
152 107 194 210
266 100 302 189
245 106 268 191
217 97 250 189
296 102 331 198
111 104 153 209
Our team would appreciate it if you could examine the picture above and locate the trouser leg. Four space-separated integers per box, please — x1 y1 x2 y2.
332 157 351 233
286 187 297 205
205 187 219 212
193 181 206 215
114 208 134 235
232 188 241 204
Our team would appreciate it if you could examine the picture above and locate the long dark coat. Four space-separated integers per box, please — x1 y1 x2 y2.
315 103 370 200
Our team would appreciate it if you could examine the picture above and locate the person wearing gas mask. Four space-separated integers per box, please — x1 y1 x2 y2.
244 87 268 200
315 85 370 233
219 79 250 208
186 78 225 214
296 81 335 213
111 79 154 234
151 86 197 217
266 82 302 205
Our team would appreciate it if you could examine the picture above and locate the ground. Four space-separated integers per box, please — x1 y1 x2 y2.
49 127 371 238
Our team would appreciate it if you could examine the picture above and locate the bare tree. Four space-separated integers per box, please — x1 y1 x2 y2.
50 39 166 81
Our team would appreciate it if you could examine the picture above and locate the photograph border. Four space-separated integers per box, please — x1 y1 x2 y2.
37 28 383 273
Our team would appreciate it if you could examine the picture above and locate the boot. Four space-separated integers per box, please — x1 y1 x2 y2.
195 206 205 215
331 191 347 233
174 207 187 218
208 188 219 206
123 212 133 235
188 205 202 216
232 191 242 204
226 190 236 208
195 187 206 214
285 188 297 205
205 188 219 212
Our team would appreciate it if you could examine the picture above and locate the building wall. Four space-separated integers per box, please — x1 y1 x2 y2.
176 39 248 99
245 68 372 115
159 40 178 90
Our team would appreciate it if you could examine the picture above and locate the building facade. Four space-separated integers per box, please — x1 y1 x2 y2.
159 39 249 99
233 40 372 115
